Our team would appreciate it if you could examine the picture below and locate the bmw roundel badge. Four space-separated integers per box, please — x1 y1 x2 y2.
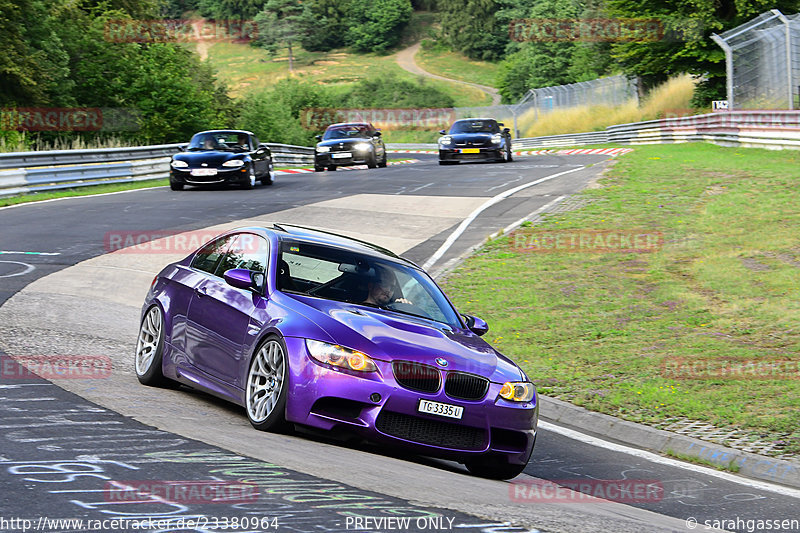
435 357 448 367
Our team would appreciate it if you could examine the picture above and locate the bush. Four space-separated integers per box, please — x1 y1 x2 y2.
346 0 412 53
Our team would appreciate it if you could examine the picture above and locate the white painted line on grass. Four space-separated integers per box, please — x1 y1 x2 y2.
421 166 584 270
540 421 800 499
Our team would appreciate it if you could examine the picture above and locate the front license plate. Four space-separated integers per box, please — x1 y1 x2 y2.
332 152 352 159
418 399 463 419
190 168 218 176
460 148 480 154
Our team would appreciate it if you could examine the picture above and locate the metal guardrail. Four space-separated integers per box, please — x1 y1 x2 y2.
512 131 608 149
4 111 800 197
0 142 315 197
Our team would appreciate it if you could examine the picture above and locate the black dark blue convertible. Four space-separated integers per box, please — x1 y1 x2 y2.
438 118 513 165
169 130 274 191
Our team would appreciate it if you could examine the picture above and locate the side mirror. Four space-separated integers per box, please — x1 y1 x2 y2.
223 269 264 293
373 131 382 137
177 143 188 152
259 143 269 148
503 128 510 134
439 129 446 135
315 135 322 141
255 147 268 156
497 122 505 127
463 314 489 336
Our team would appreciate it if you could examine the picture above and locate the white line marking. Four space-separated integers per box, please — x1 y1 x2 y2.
540 421 800 498
0 251 61 256
0 186 169 211
0 260 35 278
409 182 434 193
421 166 584 270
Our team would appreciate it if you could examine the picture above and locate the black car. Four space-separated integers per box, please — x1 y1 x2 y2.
314 122 387 172
170 130 274 190
438 118 513 165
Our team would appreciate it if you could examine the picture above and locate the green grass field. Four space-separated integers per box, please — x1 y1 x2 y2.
442 143 800 455
415 43 499 89
205 41 491 107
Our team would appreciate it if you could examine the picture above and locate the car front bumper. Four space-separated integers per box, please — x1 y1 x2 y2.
315 151 372 166
439 148 503 162
283 337 538 465
170 166 251 185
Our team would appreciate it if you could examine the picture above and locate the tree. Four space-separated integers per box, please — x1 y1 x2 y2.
255 0 303 71
346 0 413 53
603 0 800 105
298 0 352 52
437 0 508 60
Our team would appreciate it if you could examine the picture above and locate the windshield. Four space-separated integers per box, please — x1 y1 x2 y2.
322 125 372 140
449 120 499 134
277 241 462 328
188 132 251 151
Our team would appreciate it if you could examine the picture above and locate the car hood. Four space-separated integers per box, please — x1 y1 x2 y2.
448 132 496 143
317 138 372 149
285 294 524 383
173 151 246 166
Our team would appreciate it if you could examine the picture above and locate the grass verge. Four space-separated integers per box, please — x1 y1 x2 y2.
441 143 800 455
0 178 168 208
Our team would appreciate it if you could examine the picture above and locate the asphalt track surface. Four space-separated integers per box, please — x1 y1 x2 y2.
1 153 799 532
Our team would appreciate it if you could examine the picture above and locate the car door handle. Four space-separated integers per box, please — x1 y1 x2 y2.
194 287 208 297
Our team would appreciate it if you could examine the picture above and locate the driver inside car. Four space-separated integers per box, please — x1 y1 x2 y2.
362 266 412 307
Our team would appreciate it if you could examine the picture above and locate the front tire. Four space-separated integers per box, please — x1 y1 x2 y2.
366 151 378 169
378 152 387 168
241 166 257 189
260 163 274 185
135 305 169 387
246 336 289 432
169 178 184 191
327 165 337 171
439 160 457 166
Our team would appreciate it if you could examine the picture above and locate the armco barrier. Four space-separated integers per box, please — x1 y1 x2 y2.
0 143 315 197
3 111 800 197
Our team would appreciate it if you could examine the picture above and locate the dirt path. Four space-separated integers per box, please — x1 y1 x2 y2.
193 20 210 61
394 42 501 106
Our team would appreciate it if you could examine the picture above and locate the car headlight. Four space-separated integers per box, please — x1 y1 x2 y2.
499 381 535 402
222 159 245 167
170 159 188 168
491 133 503 145
354 143 371 151
316 146 330 153
439 136 453 145
305 339 377 372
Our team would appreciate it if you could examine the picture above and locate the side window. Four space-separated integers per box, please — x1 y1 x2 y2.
191 235 235 274
214 234 269 277
252 135 260 147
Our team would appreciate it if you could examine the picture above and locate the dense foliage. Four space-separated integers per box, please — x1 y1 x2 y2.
6 0 800 148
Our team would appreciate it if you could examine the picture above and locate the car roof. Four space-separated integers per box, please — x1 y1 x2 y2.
453 118 496 122
228 224 419 268
193 129 255 136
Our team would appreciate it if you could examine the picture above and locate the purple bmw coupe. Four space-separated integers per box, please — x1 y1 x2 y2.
135 224 537 479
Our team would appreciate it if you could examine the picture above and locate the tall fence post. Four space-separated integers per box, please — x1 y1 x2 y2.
711 33 735 109
774 10 795 109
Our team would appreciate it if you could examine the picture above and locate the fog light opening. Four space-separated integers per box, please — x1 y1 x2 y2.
370 393 381 403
